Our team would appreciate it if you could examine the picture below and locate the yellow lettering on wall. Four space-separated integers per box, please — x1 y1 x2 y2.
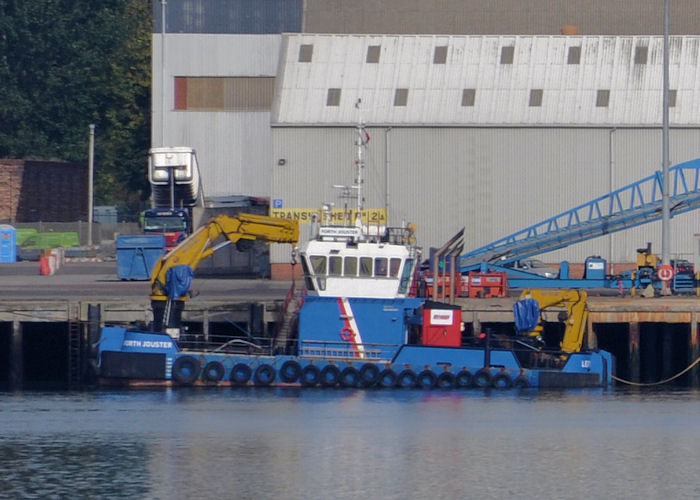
270 208 387 225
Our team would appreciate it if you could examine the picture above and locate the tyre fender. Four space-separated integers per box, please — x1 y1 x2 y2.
172 355 201 385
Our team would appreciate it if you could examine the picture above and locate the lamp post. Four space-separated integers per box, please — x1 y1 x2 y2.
88 124 95 248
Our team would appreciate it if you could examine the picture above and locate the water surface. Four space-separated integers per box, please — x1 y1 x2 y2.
1 388 699 499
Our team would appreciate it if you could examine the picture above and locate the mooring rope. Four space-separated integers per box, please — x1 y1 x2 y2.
611 354 700 386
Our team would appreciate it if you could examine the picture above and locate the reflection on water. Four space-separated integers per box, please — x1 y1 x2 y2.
2 388 700 499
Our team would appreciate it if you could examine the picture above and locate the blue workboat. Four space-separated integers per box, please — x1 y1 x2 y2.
97 114 613 389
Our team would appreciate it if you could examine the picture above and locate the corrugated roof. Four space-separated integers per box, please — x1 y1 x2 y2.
272 34 700 126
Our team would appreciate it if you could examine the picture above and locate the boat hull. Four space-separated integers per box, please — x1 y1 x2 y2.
96 327 613 389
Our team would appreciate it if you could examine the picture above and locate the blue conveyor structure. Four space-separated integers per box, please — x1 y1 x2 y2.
460 158 700 271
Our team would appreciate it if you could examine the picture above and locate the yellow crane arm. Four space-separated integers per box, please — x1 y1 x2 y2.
150 213 299 301
518 289 589 353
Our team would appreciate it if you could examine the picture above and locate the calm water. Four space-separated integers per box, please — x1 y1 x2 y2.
2 388 700 499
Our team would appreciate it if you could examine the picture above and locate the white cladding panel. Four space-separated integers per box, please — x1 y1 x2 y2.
153 34 281 197
270 127 700 266
274 34 700 125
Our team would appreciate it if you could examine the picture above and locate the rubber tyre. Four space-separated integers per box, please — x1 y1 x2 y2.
202 361 225 382
416 370 438 389
437 371 456 390
301 364 321 387
320 365 341 387
172 356 201 385
279 360 302 383
492 373 513 389
359 363 381 387
253 364 276 386
377 369 397 388
473 369 492 388
455 370 473 388
340 366 361 388
513 376 530 389
396 369 417 389
230 363 252 385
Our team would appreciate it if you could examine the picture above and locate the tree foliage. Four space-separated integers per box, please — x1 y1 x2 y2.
0 0 151 219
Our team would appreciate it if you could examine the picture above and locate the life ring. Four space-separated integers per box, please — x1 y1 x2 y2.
396 369 417 389
377 368 397 388
339 327 355 342
340 366 361 388
359 363 381 386
455 369 473 388
253 364 276 386
202 361 225 383
172 356 201 385
513 375 530 388
491 372 513 389
301 364 321 387
279 360 302 383
230 363 252 385
437 371 456 389
473 368 492 388
417 370 438 389
320 365 341 387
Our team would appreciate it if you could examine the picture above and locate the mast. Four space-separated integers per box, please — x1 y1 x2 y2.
355 98 366 214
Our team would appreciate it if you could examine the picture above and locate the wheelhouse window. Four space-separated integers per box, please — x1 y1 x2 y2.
360 257 372 276
310 255 326 275
399 258 414 294
390 258 401 277
301 257 315 291
375 257 388 277
329 256 342 276
344 256 358 276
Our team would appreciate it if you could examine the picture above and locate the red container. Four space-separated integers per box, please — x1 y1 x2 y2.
421 302 462 347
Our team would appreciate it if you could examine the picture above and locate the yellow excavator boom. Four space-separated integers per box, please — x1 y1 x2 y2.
518 288 589 353
150 213 299 301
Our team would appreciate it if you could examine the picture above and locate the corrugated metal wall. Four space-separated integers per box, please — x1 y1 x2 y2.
274 34 700 125
270 127 700 266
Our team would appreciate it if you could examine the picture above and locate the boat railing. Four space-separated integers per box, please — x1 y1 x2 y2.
179 333 275 355
299 340 395 360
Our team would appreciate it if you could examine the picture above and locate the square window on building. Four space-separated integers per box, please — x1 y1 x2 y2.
500 46 514 64
433 45 448 64
634 46 648 64
326 88 341 106
567 46 581 64
366 45 381 63
529 89 543 107
596 89 610 107
669 89 677 107
299 44 313 63
394 88 408 106
461 88 476 106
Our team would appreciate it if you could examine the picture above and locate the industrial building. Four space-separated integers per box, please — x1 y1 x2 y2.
152 1 700 277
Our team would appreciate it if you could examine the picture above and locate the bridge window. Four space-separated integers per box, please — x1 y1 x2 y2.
360 257 372 276
329 256 342 276
301 257 315 291
310 255 326 275
375 257 388 277
344 256 358 276
390 258 401 277
399 258 414 294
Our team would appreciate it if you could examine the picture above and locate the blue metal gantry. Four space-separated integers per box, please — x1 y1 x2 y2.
460 158 700 284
